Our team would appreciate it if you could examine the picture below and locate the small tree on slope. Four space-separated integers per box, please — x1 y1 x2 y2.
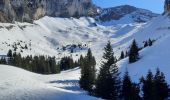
119 51 125 60
95 41 121 100
129 39 139 63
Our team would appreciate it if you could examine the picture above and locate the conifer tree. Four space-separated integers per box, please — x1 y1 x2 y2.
122 70 141 100
131 83 141 100
141 70 154 100
153 68 169 100
79 48 96 93
141 69 169 100
148 38 153 46
119 51 125 60
125 51 129 57
129 40 139 63
122 70 133 100
7 49 13 64
95 41 121 100
7 49 13 58
144 41 148 48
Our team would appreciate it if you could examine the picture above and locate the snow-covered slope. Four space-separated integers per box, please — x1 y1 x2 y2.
96 5 158 26
116 14 170 83
0 16 145 61
0 65 101 100
0 4 170 99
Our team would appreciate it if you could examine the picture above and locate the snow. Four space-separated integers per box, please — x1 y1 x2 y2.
117 15 170 83
0 8 169 99
0 65 101 100
97 6 158 26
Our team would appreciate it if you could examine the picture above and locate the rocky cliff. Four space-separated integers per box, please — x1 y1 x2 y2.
165 0 170 13
0 0 97 23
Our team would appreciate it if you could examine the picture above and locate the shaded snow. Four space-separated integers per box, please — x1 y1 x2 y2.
0 65 101 100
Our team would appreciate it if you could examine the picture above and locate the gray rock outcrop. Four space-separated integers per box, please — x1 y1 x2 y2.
0 0 97 22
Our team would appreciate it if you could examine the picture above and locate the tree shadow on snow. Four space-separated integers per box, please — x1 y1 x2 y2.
49 80 83 92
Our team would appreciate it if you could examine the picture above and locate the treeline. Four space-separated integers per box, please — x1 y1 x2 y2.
0 50 80 74
4 50 60 74
59 56 79 71
79 41 169 100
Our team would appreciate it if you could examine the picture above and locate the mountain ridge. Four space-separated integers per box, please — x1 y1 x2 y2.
96 5 159 25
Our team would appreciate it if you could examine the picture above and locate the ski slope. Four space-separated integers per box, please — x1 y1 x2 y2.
0 65 101 100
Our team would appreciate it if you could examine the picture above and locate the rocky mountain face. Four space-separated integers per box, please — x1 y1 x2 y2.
165 0 170 13
0 0 97 23
96 5 158 23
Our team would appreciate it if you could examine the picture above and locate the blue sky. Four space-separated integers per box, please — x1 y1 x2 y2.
92 0 164 14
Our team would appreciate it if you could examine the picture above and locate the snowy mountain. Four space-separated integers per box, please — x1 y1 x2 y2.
0 3 170 100
96 5 159 25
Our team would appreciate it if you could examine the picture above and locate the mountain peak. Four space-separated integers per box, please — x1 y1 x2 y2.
96 5 158 24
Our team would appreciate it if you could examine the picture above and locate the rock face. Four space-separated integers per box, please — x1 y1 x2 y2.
0 0 97 22
164 0 170 13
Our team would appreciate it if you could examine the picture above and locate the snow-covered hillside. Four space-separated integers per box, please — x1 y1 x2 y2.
1 4 170 99
117 14 170 83
96 5 158 26
0 65 101 100
0 16 144 62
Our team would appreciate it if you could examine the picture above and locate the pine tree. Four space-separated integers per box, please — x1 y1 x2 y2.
119 51 125 60
141 70 154 100
122 70 133 100
122 70 141 100
125 51 129 57
153 68 169 100
129 40 139 63
7 49 13 58
95 41 121 100
79 48 96 93
141 69 169 100
148 38 153 46
131 83 141 100
79 55 84 68
7 49 13 64
144 41 148 48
